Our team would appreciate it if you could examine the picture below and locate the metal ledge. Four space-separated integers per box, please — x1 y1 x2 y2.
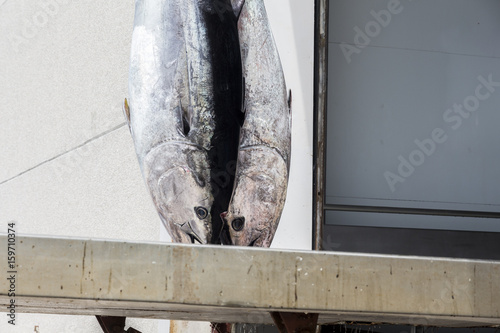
1 235 499 326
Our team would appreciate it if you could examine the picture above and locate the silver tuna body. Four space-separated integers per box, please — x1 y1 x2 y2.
127 0 242 244
222 0 291 247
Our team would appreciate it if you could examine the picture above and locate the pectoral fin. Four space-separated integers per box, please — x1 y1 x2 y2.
237 76 246 127
287 89 292 131
287 89 292 112
123 98 131 132
175 99 191 137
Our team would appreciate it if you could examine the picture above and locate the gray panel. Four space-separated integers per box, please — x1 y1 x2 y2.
325 210 500 232
329 0 500 59
325 0 500 213
322 224 500 260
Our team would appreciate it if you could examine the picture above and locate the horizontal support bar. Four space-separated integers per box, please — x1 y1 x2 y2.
1 235 499 326
324 204 500 219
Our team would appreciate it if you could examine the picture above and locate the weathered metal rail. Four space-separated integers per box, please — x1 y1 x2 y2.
1 235 499 327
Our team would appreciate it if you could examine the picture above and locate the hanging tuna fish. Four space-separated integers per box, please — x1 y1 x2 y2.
221 0 292 248
212 2 291 331
124 0 243 244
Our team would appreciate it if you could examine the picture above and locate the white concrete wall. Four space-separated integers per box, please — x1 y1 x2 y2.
0 0 314 331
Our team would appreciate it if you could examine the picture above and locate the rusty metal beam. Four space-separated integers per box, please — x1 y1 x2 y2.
313 0 329 251
95 315 142 333
271 312 319 333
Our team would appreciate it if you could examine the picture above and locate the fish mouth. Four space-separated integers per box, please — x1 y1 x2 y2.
230 234 261 247
248 237 259 247
176 221 208 244
219 212 233 245
189 234 203 244
218 223 232 245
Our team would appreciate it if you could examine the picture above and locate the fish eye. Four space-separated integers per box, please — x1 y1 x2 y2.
194 206 208 219
231 217 245 232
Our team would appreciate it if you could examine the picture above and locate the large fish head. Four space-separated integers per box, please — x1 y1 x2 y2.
157 166 212 243
221 148 288 247
145 144 213 244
